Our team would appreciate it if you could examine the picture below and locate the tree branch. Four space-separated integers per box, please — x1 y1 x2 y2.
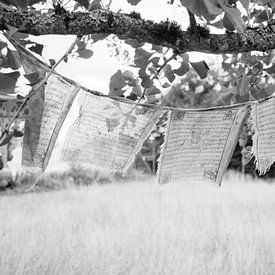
1 7 275 54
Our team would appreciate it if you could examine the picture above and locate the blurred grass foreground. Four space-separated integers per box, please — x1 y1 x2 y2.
1 173 275 274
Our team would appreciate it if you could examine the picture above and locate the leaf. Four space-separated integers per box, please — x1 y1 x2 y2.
77 40 86 50
128 79 138 87
24 72 40 85
147 94 160 104
174 61 189 76
235 93 250 103
222 6 245 32
255 10 269 23
180 53 189 63
0 132 13 146
17 94 25 100
124 39 145 48
190 61 209 79
126 93 138 101
223 12 235 32
122 70 135 81
0 41 7 51
222 61 231 71
141 76 153 88
263 84 275 95
90 33 109 43
145 86 161 96
1 48 21 70
179 0 223 21
13 129 24 137
89 0 102 10
161 82 171 88
163 64 175 82
148 66 157 76
131 85 142 97
126 94 138 102
49 59 56 67
221 92 234 105
210 19 224 29
77 49 93 59
150 57 160 67
29 43 44 56
151 45 163 53
109 70 128 93
138 67 148 79
0 71 20 94
127 0 142 5
239 0 249 11
134 47 153 67
6 25 20 37
74 0 89 9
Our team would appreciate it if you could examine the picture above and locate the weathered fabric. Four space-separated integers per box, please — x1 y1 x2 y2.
22 74 80 171
157 106 248 185
251 97 275 175
62 91 164 174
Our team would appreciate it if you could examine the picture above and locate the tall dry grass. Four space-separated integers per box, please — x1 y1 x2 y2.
1 173 275 274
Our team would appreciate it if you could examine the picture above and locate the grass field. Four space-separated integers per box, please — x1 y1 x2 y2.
1 173 275 274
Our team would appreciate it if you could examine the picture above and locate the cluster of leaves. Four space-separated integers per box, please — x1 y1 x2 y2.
0 40 21 95
109 45 209 104
1 0 275 106
220 51 275 104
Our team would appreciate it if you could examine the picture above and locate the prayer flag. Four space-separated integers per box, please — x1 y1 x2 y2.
61 91 165 174
251 97 275 174
157 106 248 185
22 74 80 171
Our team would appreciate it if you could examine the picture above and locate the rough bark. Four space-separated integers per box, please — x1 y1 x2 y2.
1 7 275 54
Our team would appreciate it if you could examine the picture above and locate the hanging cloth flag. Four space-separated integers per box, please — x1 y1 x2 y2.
157 106 248 185
251 97 275 175
61 91 165 174
13 43 81 172
22 74 80 171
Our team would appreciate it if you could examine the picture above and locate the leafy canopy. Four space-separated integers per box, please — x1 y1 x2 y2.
0 0 274 107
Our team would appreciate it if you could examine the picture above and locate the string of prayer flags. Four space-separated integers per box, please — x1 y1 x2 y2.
61 91 165 174
251 97 275 175
22 74 80 171
157 106 248 185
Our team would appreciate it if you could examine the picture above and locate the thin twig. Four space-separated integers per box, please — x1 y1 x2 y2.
24 172 43 192
138 87 147 103
156 52 177 76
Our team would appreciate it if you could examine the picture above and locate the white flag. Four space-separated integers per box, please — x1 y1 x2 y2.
62 91 164 173
251 97 275 174
157 106 248 185
22 74 80 171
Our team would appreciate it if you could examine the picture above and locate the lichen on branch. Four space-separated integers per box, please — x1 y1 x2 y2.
1 7 275 54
